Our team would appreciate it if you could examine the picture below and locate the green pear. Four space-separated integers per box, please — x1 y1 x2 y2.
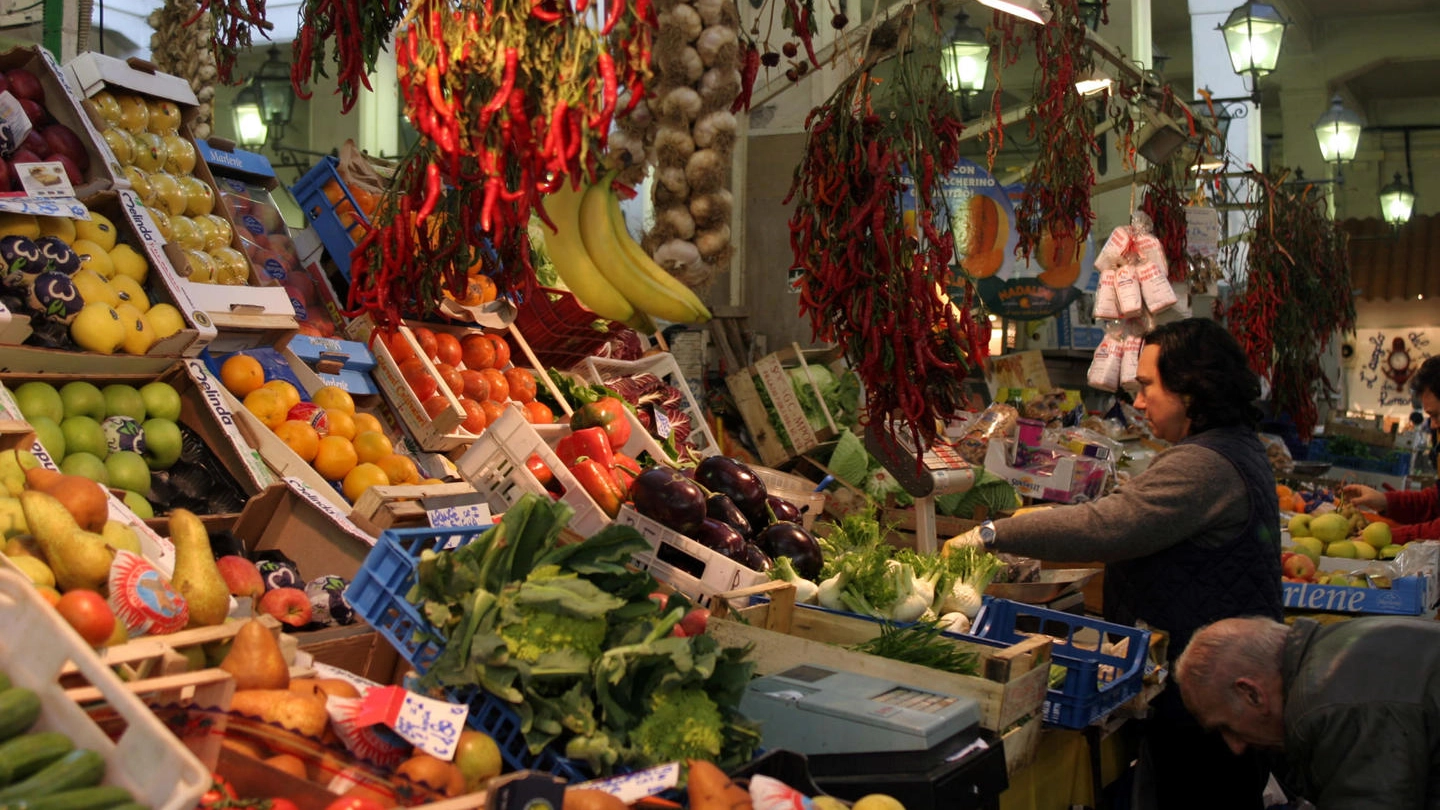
0 451 26 496
18 490 115 592
100 520 143 556
0 497 26 539
169 507 230 627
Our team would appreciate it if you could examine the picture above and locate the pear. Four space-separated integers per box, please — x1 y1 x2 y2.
100 521 143 556
19 490 115 592
221 618 290 690
0 450 29 496
169 508 229 627
23 467 108 532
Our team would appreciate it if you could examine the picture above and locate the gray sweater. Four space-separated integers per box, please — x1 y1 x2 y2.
991 441 1251 563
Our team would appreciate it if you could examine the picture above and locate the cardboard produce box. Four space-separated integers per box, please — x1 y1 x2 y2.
231 478 377 582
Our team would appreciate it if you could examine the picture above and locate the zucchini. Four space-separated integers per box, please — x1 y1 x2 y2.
0 786 134 810
0 733 77 788
0 751 105 803
0 689 41 743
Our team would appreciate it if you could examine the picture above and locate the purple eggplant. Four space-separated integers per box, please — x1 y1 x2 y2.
736 542 774 573
631 467 707 534
706 493 753 537
695 456 769 528
767 495 802 525
693 517 747 557
755 521 823 580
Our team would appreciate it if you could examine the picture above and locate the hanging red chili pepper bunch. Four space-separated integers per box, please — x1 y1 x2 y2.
289 0 408 113
345 0 656 328
786 31 983 456
1139 154 1189 283
1003 0 1101 262
984 11 1025 169
1216 170 1355 440
183 0 272 84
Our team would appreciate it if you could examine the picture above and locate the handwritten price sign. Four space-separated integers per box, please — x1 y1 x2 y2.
355 685 470 759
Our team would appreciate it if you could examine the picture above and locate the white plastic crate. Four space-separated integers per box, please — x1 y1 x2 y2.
615 506 769 607
579 353 719 461
454 408 611 539
0 570 210 810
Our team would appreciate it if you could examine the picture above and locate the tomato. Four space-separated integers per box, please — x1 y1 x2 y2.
385 330 416 364
412 327 439 360
484 333 511 368
199 774 237 808
434 332 462 366
523 400 555 424
399 357 439 401
56 590 116 647
325 797 386 810
503 368 537 403
460 333 496 370
478 368 509 402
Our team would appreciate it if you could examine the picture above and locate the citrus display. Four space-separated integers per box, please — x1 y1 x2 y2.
352 412 385 434
376 453 421 486
221 354 266 397
263 380 303 413
244 387 288 429
343 462 391 501
274 420 321 462
312 385 356 415
353 431 394 465
326 410 357 441
313 435 359 480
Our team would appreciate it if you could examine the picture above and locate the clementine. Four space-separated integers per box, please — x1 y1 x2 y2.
313 435 358 480
343 462 391 501
376 453 421 485
220 354 265 397
274 420 321 462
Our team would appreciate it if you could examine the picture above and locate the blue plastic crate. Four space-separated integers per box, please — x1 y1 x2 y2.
971 598 1150 729
1306 437 1411 477
346 525 590 782
291 157 370 281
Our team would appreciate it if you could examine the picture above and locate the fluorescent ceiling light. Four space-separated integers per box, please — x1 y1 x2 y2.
977 0 1050 25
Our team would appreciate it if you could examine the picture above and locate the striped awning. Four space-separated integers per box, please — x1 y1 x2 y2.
1343 214 1440 301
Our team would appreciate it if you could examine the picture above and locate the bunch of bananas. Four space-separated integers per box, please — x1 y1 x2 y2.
539 178 711 330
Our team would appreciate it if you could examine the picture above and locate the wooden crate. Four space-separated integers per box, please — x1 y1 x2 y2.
76 615 297 682
725 344 843 467
349 482 480 535
711 583 1050 773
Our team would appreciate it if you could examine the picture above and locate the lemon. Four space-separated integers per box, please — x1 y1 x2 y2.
74 211 119 252
147 303 186 339
108 243 148 284
0 213 41 240
72 269 121 308
72 239 116 279
37 216 78 244
109 274 150 312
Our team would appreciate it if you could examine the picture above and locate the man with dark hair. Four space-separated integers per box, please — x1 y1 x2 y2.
1176 615 1440 808
1343 355 1440 543
948 317 1280 809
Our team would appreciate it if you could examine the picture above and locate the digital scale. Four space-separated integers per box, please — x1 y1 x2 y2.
866 423 976 553
740 665 1007 810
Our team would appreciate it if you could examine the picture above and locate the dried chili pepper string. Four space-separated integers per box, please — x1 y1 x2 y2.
1139 153 1189 283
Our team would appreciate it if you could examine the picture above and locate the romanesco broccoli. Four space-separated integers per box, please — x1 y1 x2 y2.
628 688 724 765
499 607 608 666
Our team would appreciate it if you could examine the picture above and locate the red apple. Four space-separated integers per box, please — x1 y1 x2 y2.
460 369 490 402
21 129 50 157
42 125 89 172
216 555 265 602
679 607 710 636
17 98 47 127
257 586 313 627
4 69 43 102
53 153 82 185
10 148 41 166
1281 552 1316 582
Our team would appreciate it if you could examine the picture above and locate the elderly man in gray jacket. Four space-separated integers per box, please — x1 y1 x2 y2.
1176 615 1440 808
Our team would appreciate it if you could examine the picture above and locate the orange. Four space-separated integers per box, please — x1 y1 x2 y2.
353 430 394 464
376 452 421 486
274 420 321 462
352 412 384 434
244 387 288 429
1276 484 1293 501
221 354 266 397
343 462 391 501
326 410 357 441
312 385 356 415
313 435 358 480
263 379 302 413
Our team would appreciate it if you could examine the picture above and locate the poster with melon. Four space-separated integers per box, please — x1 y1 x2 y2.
902 158 1096 320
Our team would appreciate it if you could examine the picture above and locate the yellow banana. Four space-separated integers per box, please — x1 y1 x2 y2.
605 188 712 323
539 183 635 322
578 179 710 324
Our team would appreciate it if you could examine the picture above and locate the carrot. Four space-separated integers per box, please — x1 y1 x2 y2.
686 760 752 810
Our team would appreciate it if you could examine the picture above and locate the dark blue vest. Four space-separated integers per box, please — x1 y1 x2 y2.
1103 426 1283 657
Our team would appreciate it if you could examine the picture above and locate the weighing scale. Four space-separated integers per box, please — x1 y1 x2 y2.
740 665 1007 810
866 423 976 553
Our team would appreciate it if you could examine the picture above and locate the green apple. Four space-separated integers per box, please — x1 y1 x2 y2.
1351 539 1378 560
102 384 146 422
1325 540 1358 559
59 381 107 421
1287 513 1312 537
13 382 63 424
105 450 152 494
1310 513 1351 545
29 417 65 463
60 416 108 460
1326 572 1352 586
1292 535 1324 563
140 418 182 469
139 382 182 422
122 489 154 519
61 451 110 486
1361 522 1392 550
101 520 143 555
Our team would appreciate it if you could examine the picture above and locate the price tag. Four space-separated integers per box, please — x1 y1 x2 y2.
574 763 680 804
424 493 492 528
354 685 469 759
15 160 76 198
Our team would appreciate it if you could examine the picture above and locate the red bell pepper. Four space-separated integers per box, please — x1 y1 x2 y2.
526 453 555 487
569 458 624 517
555 427 614 469
570 397 631 448
612 451 641 493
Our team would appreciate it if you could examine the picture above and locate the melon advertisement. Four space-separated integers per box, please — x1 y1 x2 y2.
903 158 1096 321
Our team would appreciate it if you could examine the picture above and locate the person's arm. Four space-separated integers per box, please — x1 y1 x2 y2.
1341 484 1388 513
1383 486 1440 526
977 444 1251 563
1290 704 1429 809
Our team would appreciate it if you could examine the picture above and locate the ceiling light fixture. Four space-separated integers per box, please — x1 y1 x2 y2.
977 0 1050 25
1313 95 1363 164
1218 1 1288 103
941 11 990 98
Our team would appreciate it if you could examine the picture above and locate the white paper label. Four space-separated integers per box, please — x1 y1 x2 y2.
427 502 492 528
575 764 681 804
16 160 76 198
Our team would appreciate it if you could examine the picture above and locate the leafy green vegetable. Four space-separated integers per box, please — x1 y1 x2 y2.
934 467 1021 519
849 621 979 675
408 495 760 774
827 430 870 489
